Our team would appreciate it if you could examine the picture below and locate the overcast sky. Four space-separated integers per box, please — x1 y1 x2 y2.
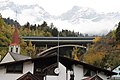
0 0 120 34
1 0 120 15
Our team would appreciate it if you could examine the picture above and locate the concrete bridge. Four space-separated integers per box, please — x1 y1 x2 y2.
37 45 87 58
22 36 95 56
22 36 95 47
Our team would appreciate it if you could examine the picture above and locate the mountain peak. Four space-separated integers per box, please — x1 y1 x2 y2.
0 1 120 35
71 6 80 11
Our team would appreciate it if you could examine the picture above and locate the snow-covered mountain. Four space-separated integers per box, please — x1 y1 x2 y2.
59 6 120 34
0 0 52 24
0 0 120 35
60 6 120 24
60 6 97 23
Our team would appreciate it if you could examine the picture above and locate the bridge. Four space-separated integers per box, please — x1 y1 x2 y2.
37 45 86 58
22 36 95 47
22 36 95 55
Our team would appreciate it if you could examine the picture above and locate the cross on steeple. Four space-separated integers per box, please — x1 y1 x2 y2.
9 9 20 54
9 26 20 54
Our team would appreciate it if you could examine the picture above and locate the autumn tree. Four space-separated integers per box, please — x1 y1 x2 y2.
26 41 35 57
71 47 79 61
93 37 101 43
116 22 120 42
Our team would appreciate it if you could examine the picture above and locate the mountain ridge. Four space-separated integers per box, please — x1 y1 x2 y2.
0 1 120 35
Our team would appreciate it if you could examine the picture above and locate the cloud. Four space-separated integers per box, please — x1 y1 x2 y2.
2 0 120 15
0 0 120 35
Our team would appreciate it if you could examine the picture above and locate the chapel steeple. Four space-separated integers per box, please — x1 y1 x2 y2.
11 26 18 46
9 26 20 54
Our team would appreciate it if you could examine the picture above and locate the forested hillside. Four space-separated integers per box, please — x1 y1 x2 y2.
0 15 86 59
3 17 86 37
0 14 120 69
83 22 120 69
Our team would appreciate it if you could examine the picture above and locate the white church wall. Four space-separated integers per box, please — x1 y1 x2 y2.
45 62 66 80
67 70 71 80
45 76 58 80
0 61 34 80
23 61 34 74
0 74 22 80
73 65 83 80
58 62 66 80
0 66 6 74
0 66 22 80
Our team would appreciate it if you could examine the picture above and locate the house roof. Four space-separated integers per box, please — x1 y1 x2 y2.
90 74 103 80
112 64 120 71
9 52 31 61
17 72 39 80
59 56 117 76
0 55 117 76
0 52 31 64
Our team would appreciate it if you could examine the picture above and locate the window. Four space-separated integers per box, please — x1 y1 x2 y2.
119 68 120 71
83 68 96 77
16 48 18 53
6 63 23 73
11 47 13 52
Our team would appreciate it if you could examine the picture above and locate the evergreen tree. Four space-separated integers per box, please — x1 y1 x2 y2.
52 27 58 37
41 21 47 27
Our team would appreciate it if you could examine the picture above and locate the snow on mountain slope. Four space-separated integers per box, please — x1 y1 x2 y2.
0 0 52 24
60 6 120 24
0 1 120 35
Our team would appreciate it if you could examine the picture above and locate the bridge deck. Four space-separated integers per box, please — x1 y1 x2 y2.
22 37 95 47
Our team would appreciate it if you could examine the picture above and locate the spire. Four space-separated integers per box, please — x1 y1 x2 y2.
9 26 20 54
10 26 19 46
9 10 20 54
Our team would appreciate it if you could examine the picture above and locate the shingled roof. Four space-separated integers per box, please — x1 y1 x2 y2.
0 55 117 76
9 52 31 61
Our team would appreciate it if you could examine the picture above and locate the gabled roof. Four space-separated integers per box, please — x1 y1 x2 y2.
90 75 103 80
112 64 120 71
17 72 39 80
59 56 117 76
9 52 31 61
0 55 117 76
0 52 31 64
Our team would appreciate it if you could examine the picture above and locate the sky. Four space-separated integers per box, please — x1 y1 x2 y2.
1 0 120 15
0 0 120 35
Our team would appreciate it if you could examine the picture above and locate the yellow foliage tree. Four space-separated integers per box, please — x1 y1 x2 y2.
26 41 35 57
93 37 101 43
83 47 105 65
71 47 79 61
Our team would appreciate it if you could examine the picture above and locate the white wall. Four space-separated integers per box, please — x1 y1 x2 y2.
23 61 34 74
98 72 109 80
1 53 15 64
45 76 58 80
45 62 66 80
59 62 66 80
67 70 70 80
112 65 120 78
73 65 83 80
9 46 20 54
0 61 34 80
